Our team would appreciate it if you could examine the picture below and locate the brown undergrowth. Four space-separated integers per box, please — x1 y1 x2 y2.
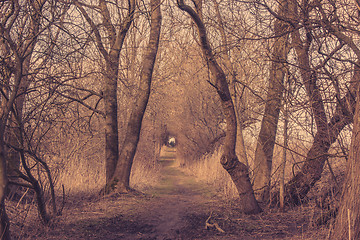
7 147 329 239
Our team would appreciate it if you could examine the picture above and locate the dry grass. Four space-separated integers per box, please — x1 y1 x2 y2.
181 148 239 199
182 143 345 207
53 145 161 196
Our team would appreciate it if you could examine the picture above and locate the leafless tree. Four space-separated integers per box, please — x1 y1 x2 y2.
104 0 162 193
177 0 261 214
252 0 291 202
73 0 135 185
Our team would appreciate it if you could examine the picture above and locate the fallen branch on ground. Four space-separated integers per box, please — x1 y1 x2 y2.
205 212 225 233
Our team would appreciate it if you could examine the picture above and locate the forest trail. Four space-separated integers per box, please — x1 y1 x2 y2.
135 147 219 240
17 147 225 240
15 147 327 240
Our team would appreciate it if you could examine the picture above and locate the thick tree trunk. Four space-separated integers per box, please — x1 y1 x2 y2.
105 0 162 193
0 125 11 240
330 85 360 240
75 0 135 185
212 0 249 167
252 0 290 202
103 62 120 183
177 0 261 214
276 83 356 206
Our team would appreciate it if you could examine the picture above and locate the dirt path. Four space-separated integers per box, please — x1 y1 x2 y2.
134 158 217 240
12 148 328 240
13 150 222 240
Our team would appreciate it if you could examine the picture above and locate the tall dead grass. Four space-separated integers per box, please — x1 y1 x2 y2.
182 148 239 199
57 156 161 195
55 135 161 195
181 141 314 201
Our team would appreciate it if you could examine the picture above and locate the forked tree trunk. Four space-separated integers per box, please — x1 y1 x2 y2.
271 81 356 206
278 5 330 204
330 85 360 240
105 0 162 193
75 0 135 185
177 0 261 214
252 0 291 202
276 73 357 206
273 1 360 206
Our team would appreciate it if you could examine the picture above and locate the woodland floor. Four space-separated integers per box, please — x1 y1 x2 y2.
9 149 330 240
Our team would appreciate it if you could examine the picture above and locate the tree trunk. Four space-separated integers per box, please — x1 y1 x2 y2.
280 85 289 211
252 0 291 202
272 1 360 206
212 0 249 167
277 80 356 206
103 61 120 184
105 0 162 193
7 60 32 194
0 125 11 240
5 0 44 182
330 84 360 240
74 0 135 184
269 71 357 206
177 0 261 214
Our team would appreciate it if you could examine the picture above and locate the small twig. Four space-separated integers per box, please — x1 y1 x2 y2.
205 212 225 233
16 188 30 208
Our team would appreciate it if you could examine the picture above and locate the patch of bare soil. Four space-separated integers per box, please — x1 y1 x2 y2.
9 158 329 240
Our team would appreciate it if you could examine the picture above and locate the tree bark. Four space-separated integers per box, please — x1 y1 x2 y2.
74 0 135 184
330 83 360 240
103 58 120 184
212 0 249 167
105 0 162 193
275 71 357 206
272 1 360 206
177 0 261 214
0 126 11 240
252 0 291 202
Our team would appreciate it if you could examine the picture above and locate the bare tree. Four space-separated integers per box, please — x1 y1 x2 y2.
104 0 162 193
0 0 52 236
74 0 135 184
330 77 360 240
252 0 291 202
177 0 261 214
275 0 358 206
